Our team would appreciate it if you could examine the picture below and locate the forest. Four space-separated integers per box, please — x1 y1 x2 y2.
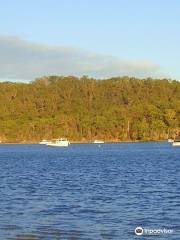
0 76 180 142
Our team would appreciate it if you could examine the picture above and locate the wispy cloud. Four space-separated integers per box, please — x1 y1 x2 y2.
0 35 161 81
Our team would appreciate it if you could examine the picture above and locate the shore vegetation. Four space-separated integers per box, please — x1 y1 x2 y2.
0 76 179 142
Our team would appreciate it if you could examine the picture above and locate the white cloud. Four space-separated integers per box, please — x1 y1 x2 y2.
0 35 161 81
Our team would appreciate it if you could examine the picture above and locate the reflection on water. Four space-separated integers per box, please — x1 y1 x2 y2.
0 143 180 239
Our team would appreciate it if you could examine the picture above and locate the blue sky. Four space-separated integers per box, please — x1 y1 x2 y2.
0 0 179 81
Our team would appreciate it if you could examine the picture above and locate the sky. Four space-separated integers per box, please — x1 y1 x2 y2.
0 0 179 81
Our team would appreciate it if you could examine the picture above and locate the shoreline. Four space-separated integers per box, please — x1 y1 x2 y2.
0 140 167 144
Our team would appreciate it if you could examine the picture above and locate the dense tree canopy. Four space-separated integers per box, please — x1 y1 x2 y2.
0 76 180 142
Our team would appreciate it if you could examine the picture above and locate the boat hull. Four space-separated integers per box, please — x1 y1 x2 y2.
93 140 104 144
172 142 180 147
39 142 51 145
47 143 69 147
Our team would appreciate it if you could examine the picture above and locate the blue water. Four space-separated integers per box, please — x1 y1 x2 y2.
0 142 180 239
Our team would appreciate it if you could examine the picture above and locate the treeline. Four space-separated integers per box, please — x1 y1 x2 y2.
0 76 180 142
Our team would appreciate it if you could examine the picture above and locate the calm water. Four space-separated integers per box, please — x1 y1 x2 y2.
0 142 180 239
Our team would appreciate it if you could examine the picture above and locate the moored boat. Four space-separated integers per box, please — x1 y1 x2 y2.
47 138 70 147
93 140 104 144
172 137 180 147
168 139 174 143
39 139 51 144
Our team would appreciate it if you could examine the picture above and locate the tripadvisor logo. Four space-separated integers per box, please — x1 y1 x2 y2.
135 226 143 236
135 226 174 236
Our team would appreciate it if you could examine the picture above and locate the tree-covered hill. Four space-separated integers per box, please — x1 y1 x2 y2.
0 76 180 142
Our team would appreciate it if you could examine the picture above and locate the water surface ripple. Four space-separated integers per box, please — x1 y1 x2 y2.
0 142 179 239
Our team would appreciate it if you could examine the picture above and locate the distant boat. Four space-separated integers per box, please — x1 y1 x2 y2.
172 138 180 147
47 138 70 147
93 140 104 144
39 139 51 145
168 139 174 143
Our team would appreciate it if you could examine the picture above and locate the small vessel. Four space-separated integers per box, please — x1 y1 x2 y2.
93 140 104 144
168 139 174 143
172 137 180 147
39 139 51 144
47 138 70 147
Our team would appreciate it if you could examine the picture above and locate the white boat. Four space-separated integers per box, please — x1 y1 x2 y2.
93 140 104 144
172 137 180 147
47 138 70 147
39 139 51 144
168 139 174 143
